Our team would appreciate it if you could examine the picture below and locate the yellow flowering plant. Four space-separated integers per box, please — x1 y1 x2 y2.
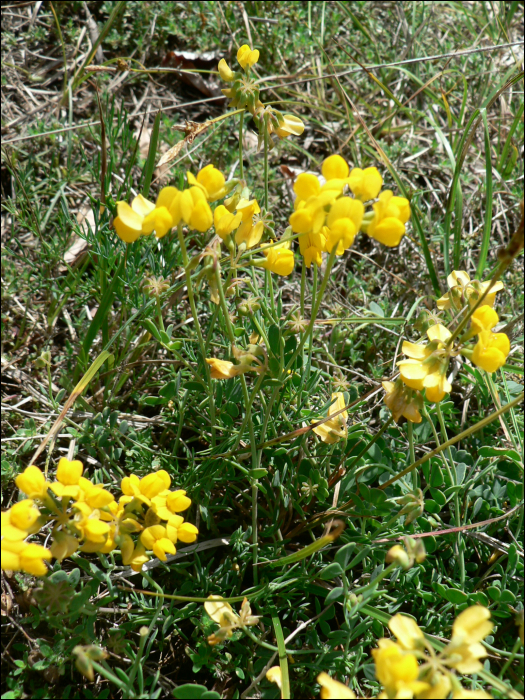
2 459 198 576
4 16 523 700
371 607 496 699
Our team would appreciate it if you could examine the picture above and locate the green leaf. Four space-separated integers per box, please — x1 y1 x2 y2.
444 588 469 605
82 258 125 355
425 500 441 514
141 318 162 343
335 542 356 571
142 110 161 198
247 468 268 479
325 587 344 604
319 562 344 580
268 324 281 357
173 685 221 699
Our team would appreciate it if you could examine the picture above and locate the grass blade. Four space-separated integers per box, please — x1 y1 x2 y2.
142 110 162 199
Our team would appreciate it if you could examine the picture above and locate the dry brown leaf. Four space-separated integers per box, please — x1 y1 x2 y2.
61 204 94 270
157 121 211 168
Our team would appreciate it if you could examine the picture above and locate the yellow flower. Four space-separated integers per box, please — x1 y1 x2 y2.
437 271 504 311
50 530 79 561
372 639 428 698
444 606 492 674
206 358 243 380
121 470 171 506
272 113 305 139
385 544 411 570
382 379 423 424
397 324 453 403
417 673 452 699
72 502 110 546
366 190 410 247
471 330 510 373
56 457 83 485
214 204 241 240
348 167 383 201
187 164 229 203
257 240 295 276
266 666 282 692
151 489 192 520
120 534 149 572
15 465 49 501
1 539 52 576
235 198 264 248
114 194 174 243
298 230 327 268
2 500 41 541
452 689 492 699
322 155 350 180
317 672 356 698
50 457 84 500
237 44 259 70
312 392 348 444
388 613 425 650
218 58 235 82
77 477 115 509
204 595 260 645
470 306 499 334
452 606 493 645
174 521 199 543
324 197 364 255
205 595 240 644
140 524 176 561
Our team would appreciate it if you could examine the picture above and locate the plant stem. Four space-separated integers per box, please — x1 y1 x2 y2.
407 421 417 490
214 264 260 582
239 110 245 180
177 222 216 445
436 402 465 589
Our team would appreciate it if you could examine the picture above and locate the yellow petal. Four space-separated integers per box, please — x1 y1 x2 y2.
204 595 236 624
218 58 235 82
368 217 405 247
317 672 356 699
389 613 424 650
131 194 155 217
294 172 321 200
426 324 452 343
470 306 499 334
322 155 349 180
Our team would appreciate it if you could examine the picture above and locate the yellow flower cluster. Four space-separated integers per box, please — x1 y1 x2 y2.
1 458 198 576
384 270 510 419
114 164 232 243
289 155 411 268
219 44 305 143
114 163 294 277
372 606 494 698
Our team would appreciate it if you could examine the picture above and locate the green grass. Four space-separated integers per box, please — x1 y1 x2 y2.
1 2 524 699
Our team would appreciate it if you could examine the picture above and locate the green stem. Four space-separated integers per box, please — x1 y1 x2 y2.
239 110 245 180
263 113 269 210
125 572 164 697
156 295 165 333
300 260 306 316
214 264 260 583
436 403 465 589
177 222 216 445
498 638 523 678
407 421 417 490
259 246 338 452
